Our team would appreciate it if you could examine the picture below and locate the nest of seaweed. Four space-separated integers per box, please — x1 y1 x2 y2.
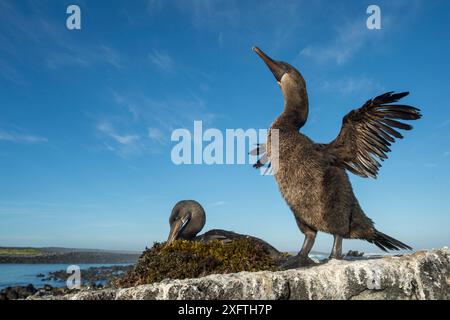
117 238 279 288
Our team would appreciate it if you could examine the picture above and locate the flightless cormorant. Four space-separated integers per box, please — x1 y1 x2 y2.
166 200 283 262
251 47 421 267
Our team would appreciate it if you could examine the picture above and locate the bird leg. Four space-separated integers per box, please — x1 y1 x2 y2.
281 227 317 269
329 234 343 259
297 231 317 264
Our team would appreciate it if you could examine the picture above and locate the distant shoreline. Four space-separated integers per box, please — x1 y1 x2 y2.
0 247 140 264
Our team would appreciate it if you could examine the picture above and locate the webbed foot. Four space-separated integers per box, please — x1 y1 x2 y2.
280 255 318 270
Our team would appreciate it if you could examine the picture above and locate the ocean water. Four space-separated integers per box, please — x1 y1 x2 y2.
0 263 130 290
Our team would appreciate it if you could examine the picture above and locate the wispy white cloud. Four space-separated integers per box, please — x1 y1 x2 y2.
145 0 307 51
444 151 450 158
0 0 123 84
97 121 144 158
148 127 166 144
0 0 42 45
111 90 217 131
99 45 122 69
318 77 384 95
147 0 240 29
0 129 47 144
98 121 140 145
97 89 218 158
0 57 26 85
46 45 123 70
148 49 175 73
299 21 370 66
209 201 227 207
299 2 422 66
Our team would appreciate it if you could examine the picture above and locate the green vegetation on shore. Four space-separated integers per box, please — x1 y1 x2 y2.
117 238 279 288
0 248 42 255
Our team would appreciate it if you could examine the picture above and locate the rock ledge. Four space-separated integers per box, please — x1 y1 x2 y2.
31 248 449 300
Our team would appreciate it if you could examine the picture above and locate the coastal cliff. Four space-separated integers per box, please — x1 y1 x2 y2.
30 248 449 300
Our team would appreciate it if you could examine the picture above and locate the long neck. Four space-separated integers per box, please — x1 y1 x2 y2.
273 84 309 130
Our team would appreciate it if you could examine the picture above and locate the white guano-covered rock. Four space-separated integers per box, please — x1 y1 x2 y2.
32 248 450 300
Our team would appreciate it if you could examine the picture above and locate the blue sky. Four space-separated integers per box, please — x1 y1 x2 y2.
0 0 449 253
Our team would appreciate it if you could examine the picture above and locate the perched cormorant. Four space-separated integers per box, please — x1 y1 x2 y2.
166 200 283 261
167 200 206 244
251 47 422 267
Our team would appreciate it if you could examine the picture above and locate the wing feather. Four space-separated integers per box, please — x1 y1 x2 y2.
250 143 273 174
325 92 421 178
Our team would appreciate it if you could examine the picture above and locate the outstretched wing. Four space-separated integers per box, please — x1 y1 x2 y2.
325 92 422 178
250 143 272 175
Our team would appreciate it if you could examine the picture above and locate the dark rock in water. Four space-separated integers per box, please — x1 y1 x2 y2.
0 265 132 300
41 265 133 287
43 284 53 291
0 284 37 300
345 250 364 257
36 273 45 278
0 284 81 300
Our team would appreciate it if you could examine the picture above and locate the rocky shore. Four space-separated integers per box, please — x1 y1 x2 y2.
27 248 449 300
0 265 134 300
0 284 78 300
41 265 133 286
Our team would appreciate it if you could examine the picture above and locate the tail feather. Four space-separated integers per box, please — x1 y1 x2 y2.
368 230 412 252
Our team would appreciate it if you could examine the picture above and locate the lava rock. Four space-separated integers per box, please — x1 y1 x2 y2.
32 248 450 300
0 284 37 300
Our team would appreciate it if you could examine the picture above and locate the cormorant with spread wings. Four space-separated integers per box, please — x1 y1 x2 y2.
251 47 422 267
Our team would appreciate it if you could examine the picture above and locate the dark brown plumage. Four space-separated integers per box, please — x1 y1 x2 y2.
252 47 421 266
167 200 206 244
325 92 422 178
166 200 285 262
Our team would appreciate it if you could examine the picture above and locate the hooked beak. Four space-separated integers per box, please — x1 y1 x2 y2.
252 46 285 82
166 216 190 246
